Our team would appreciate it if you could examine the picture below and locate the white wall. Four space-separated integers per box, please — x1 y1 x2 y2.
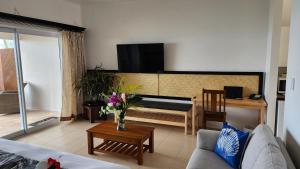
82 0 269 71
278 26 290 67
282 0 292 26
264 0 283 132
284 0 300 167
20 35 62 112
278 0 292 67
0 0 82 26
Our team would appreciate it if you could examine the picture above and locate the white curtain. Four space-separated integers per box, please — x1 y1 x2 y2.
60 31 85 121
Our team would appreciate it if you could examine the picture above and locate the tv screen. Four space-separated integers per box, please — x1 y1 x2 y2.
117 43 164 73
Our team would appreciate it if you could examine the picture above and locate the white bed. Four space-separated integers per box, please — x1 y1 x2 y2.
0 138 130 169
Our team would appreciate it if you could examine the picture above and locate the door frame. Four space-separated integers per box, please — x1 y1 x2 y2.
0 27 61 139
0 27 27 138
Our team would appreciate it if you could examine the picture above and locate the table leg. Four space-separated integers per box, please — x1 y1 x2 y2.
137 141 143 165
192 100 196 136
149 131 154 153
87 132 94 154
260 107 266 124
184 112 188 135
199 106 204 129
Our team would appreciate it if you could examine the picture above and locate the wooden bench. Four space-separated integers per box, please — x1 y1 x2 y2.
117 100 192 135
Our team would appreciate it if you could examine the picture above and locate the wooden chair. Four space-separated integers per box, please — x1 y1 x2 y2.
202 89 226 129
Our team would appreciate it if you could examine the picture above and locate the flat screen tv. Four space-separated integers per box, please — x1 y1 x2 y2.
117 43 164 73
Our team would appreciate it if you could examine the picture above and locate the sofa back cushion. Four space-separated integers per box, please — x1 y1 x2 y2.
276 138 296 169
241 125 287 169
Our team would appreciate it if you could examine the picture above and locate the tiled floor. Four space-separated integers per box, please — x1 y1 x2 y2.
0 110 58 137
17 120 196 169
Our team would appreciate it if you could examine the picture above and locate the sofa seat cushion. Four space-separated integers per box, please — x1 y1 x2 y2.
186 149 233 169
241 125 287 169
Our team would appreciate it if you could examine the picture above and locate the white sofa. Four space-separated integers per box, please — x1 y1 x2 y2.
0 138 129 169
186 124 296 169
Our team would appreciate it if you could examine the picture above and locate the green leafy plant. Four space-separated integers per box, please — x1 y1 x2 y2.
75 65 118 105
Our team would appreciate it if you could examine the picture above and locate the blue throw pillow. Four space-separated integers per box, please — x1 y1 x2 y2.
214 122 249 169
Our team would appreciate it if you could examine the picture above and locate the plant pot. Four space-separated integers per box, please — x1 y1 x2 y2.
84 101 101 107
100 113 108 121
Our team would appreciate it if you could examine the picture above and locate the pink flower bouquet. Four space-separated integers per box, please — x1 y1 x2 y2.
101 91 141 130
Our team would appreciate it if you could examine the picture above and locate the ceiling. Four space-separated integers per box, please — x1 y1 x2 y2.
65 0 134 4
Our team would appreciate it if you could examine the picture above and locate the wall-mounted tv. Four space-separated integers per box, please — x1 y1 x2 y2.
117 43 164 73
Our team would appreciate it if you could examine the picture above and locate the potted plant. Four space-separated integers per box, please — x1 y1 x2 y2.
75 65 117 120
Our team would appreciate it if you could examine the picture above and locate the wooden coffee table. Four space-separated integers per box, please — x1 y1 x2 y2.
86 122 155 165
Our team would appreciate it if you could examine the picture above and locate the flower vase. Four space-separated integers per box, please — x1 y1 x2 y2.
117 111 126 131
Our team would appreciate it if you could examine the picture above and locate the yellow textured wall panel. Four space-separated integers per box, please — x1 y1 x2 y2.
116 73 259 99
159 74 259 98
117 73 158 95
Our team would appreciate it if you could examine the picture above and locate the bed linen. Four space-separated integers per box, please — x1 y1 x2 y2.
0 138 129 169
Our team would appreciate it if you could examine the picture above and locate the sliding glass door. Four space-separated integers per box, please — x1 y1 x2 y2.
0 27 61 138
0 28 26 138
19 33 61 129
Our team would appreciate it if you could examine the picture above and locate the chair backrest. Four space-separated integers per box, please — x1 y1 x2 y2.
202 89 226 113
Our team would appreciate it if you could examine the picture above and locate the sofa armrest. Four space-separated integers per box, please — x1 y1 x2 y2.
197 129 220 151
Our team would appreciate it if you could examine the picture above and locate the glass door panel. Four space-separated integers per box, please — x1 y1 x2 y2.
19 34 61 129
0 31 23 137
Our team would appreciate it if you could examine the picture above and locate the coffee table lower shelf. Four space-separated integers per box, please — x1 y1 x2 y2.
90 140 152 165
94 140 150 156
